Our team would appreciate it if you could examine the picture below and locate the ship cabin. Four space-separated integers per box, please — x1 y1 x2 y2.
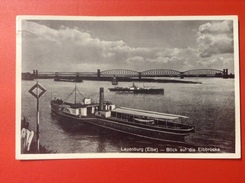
62 98 97 117
110 107 189 127
62 98 116 118
95 101 116 118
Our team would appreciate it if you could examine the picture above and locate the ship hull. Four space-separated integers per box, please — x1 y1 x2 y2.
51 106 190 143
54 78 83 83
109 88 164 94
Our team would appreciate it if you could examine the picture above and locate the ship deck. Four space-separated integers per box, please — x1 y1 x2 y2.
112 107 188 120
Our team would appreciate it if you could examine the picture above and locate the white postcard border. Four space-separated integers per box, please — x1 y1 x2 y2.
16 15 240 160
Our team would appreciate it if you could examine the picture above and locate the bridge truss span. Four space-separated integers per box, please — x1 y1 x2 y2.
100 69 139 77
141 69 181 77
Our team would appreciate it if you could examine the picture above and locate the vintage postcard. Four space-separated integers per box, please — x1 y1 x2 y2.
16 16 240 159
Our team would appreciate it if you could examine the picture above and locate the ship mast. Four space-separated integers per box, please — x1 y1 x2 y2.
62 84 82 104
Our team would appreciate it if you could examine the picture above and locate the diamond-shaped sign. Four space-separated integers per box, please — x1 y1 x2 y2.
28 83 46 99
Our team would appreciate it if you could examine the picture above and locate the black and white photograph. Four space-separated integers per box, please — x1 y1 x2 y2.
16 16 240 159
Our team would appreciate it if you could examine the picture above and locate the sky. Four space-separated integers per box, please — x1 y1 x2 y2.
20 18 236 73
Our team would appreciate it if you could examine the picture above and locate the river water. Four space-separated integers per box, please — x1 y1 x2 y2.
21 78 236 153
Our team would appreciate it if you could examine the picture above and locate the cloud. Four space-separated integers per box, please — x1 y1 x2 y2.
143 48 195 69
20 20 235 73
197 20 234 58
198 20 233 34
125 56 145 64
195 54 234 71
21 21 161 72
21 21 154 71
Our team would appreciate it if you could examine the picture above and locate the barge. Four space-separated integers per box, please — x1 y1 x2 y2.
54 78 83 83
51 87 194 142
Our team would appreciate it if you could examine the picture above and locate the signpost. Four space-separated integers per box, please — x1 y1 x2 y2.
28 81 46 152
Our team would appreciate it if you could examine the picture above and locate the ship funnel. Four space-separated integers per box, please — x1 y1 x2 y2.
99 87 104 111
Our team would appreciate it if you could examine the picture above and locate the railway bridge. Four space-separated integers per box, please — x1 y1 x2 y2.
98 68 232 79
23 68 234 80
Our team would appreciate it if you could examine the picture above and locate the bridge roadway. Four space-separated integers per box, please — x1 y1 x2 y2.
22 68 234 81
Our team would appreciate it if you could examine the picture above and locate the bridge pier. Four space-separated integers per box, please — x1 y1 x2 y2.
76 72 79 78
97 69 100 78
32 70 38 78
180 72 184 79
223 69 228 79
54 72 59 81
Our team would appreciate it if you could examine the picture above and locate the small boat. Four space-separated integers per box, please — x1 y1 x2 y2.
51 86 194 143
112 75 118 85
108 83 164 94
